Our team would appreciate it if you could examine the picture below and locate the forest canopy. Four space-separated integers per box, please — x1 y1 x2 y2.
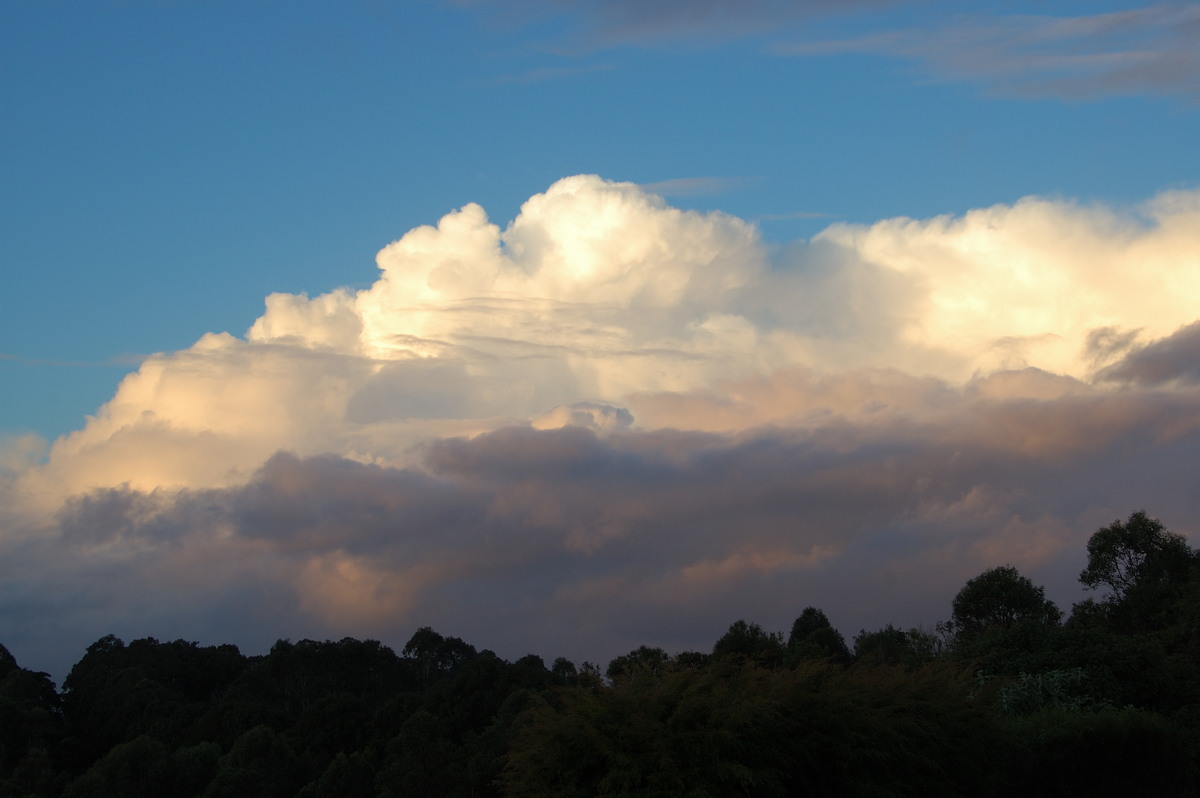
2 511 1198 797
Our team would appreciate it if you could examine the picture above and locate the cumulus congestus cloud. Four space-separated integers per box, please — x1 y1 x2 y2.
4 175 1200 676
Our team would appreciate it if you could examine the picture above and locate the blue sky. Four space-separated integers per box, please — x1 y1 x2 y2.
3 1 1200 678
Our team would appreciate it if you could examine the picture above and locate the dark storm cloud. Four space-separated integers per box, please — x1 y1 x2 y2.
1098 322 1200 386
10 368 1200 680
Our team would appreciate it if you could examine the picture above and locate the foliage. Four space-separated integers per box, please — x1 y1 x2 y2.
502 660 1005 797
1079 511 1198 633
1080 511 1194 601
711 620 785 667
951 565 1062 642
605 646 672 682
995 668 1112 715
787 607 852 665
2 507 1198 796
853 624 941 669
1003 708 1197 797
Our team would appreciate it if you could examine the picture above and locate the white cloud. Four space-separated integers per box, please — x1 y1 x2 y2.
7 176 1200 676
808 192 1200 379
10 176 1200 508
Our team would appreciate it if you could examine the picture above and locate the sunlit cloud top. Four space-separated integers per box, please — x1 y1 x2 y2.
8 176 1199 510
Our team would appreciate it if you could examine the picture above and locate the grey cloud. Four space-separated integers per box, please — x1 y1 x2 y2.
8 368 1200 681
0 353 147 368
1085 326 1143 371
461 1 1199 98
488 63 615 85
777 4 1200 99
228 453 488 553
638 177 756 198
459 0 898 50
757 210 837 222
1097 321 1200 385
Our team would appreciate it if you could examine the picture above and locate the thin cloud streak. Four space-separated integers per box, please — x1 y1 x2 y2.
456 0 889 49
757 210 838 221
638 177 757 197
463 0 1200 99
0 352 149 368
487 62 615 85
776 4 1200 99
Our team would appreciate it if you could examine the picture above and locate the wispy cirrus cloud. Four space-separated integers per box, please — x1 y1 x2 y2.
463 1 1200 100
638 176 757 197
454 0 893 49
487 62 615 85
775 4 1200 99
756 210 838 222
0 352 148 368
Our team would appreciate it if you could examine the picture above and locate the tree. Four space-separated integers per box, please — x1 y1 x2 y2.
854 625 941 669
204 725 302 798
550 657 578 686
402 628 476 688
0 645 64 791
605 646 672 682
951 565 1061 642
711 620 785 667
62 736 173 798
787 607 852 665
1079 511 1196 606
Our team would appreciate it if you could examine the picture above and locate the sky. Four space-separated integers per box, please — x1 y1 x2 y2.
2 0 1200 681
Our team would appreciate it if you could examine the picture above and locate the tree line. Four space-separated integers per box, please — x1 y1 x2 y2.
2 511 1199 796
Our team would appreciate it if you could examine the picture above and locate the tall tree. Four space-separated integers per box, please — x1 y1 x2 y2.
787 607 852 665
951 565 1061 642
712 620 785 667
1079 511 1196 607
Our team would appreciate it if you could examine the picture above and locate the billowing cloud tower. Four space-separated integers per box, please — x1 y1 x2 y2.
5 176 1200 677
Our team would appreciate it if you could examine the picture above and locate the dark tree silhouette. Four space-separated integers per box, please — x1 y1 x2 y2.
951 565 1061 642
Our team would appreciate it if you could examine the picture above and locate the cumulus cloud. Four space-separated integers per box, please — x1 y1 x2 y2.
17 176 770 501
802 190 1200 379
20 176 1200 503
5 175 1200 677
0 433 46 477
